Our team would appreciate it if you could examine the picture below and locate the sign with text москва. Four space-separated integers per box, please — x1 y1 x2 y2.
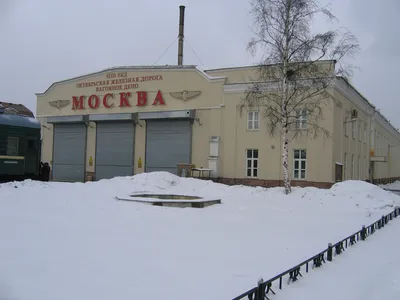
71 72 165 110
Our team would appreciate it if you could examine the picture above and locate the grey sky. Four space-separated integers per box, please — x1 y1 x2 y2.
2 0 399 128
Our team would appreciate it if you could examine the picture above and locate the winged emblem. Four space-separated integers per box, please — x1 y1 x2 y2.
49 100 70 109
170 90 201 101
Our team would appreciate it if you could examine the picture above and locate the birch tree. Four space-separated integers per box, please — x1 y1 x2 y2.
243 0 360 194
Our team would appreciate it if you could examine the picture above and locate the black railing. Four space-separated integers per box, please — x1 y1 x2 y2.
232 206 400 300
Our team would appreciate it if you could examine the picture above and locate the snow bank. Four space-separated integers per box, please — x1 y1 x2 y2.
0 173 399 300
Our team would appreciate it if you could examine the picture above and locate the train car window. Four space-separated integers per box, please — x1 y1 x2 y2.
7 137 19 156
28 139 36 150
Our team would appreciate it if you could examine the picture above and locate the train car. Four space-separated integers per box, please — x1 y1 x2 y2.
0 108 49 182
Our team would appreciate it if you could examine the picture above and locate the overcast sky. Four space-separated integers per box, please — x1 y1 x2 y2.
1 0 399 127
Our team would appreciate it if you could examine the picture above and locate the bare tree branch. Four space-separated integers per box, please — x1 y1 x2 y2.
241 0 360 194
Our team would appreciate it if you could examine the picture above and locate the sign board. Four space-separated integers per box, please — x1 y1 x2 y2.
370 156 387 162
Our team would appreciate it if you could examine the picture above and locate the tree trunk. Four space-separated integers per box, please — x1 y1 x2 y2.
282 123 291 194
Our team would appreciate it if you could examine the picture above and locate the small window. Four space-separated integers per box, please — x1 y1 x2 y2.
295 109 307 129
351 154 354 179
363 126 367 144
352 121 356 139
344 152 347 180
247 111 259 130
7 137 19 156
28 139 36 150
344 117 349 137
293 149 306 179
358 122 362 141
246 149 258 177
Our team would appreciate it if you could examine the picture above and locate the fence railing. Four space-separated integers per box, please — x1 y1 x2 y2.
232 206 400 300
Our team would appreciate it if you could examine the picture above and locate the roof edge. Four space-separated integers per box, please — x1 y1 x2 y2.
36 65 226 96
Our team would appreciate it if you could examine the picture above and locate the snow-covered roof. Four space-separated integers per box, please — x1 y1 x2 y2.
0 113 41 129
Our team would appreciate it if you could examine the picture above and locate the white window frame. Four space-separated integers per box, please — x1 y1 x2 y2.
358 122 362 141
352 121 356 139
6 137 19 156
344 117 349 137
246 149 259 178
293 149 307 180
295 109 307 130
247 111 259 131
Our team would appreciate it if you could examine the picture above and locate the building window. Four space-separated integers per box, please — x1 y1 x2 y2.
351 154 354 179
293 149 306 179
246 149 258 177
358 156 360 179
247 111 259 130
344 152 347 180
295 109 307 129
7 137 19 156
358 122 362 141
352 121 356 139
364 126 367 143
344 117 349 137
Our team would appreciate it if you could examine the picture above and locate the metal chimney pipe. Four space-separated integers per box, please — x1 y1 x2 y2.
178 5 185 66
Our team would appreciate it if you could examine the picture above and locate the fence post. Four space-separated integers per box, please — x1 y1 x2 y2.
360 226 366 240
327 243 333 261
256 278 265 300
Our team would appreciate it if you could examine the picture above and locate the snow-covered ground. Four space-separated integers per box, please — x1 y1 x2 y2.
279 214 400 300
0 172 399 300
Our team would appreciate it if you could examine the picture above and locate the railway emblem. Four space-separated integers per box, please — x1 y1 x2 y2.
49 100 71 109
170 90 201 101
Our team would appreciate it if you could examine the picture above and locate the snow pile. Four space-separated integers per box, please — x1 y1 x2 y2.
0 173 399 300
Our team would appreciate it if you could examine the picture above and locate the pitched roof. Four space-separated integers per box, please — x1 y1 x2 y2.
0 102 34 117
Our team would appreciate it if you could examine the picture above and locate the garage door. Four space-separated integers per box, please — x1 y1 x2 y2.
95 122 134 180
52 123 86 182
145 119 192 174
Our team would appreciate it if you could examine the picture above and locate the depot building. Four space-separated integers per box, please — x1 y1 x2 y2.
35 61 400 188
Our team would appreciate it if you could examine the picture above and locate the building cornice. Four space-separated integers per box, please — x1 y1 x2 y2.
36 66 227 96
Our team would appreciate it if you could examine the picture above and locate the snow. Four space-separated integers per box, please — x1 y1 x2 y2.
279 216 400 300
28 117 40 124
0 173 399 300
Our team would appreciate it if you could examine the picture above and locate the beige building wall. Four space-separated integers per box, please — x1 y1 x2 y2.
220 86 334 185
371 113 400 181
36 67 227 179
332 79 374 182
35 62 400 187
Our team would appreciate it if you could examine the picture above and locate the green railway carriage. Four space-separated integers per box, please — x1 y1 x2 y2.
0 112 42 177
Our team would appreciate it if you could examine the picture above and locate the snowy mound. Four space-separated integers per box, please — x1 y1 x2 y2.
1 173 400 300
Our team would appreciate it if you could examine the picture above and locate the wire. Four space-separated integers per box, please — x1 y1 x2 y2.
153 37 178 65
184 37 205 67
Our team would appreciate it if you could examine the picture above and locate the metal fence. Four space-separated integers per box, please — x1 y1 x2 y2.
232 206 400 300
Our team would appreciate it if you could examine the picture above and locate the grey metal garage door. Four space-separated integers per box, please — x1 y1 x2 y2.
52 123 86 182
95 122 135 180
145 119 192 174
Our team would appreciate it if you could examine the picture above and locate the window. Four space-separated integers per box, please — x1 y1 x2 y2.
352 121 356 139
293 149 306 179
358 156 360 179
364 126 367 143
344 117 349 136
246 149 258 177
247 111 259 130
344 153 347 180
295 109 307 129
6 137 19 156
358 122 362 141
351 154 354 179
